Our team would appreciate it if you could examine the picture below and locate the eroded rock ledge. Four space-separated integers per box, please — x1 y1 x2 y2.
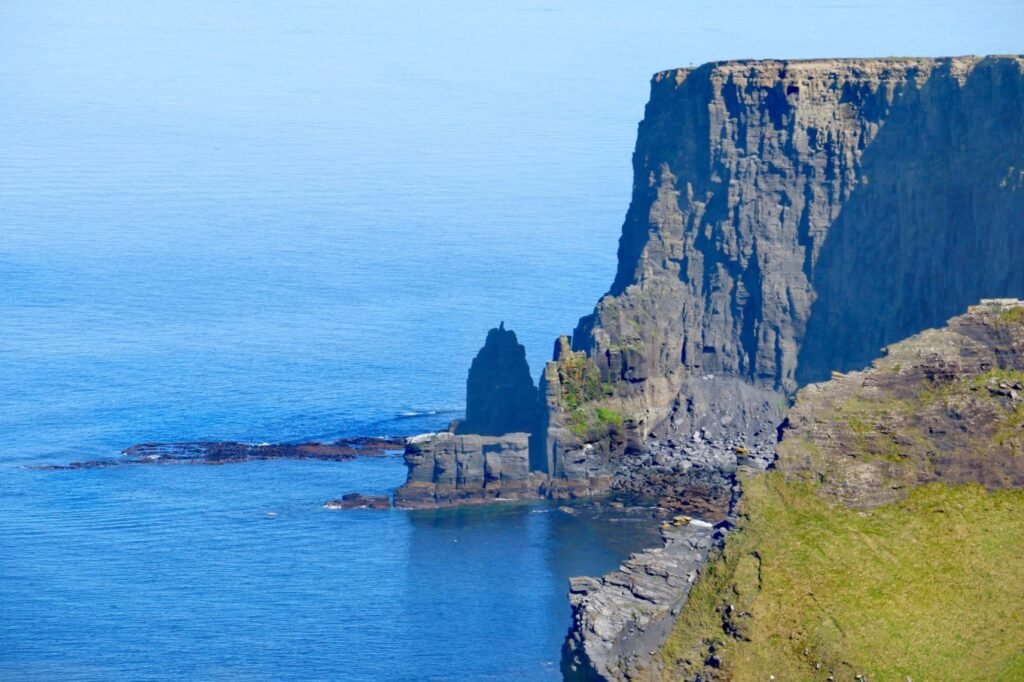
393 431 545 508
562 518 722 681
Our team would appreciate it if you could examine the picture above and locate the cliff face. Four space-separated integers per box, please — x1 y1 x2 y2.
572 56 1024 434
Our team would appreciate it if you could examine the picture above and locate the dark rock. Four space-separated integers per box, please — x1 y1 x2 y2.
562 519 718 681
457 323 537 436
324 493 390 510
34 437 405 470
573 56 1024 399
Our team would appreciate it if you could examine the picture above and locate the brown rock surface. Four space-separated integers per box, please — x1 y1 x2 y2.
779 298 1024 507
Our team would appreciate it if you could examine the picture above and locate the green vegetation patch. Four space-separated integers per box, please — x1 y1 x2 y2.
661 474 1024 681
595 406 624 429
557 350 626 439
565 405 626 438
997 305 1024 325
558 353 609 410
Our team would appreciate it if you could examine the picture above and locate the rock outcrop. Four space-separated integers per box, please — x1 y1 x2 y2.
324 493 391 510
394 431 543 508
562 519 720 681
457 322 538 436
780 298 1024 507
395 325 545 508
37 437 406 470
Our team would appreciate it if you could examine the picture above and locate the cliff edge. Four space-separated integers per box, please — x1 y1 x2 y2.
658 299 1024 681
558 55 1024 681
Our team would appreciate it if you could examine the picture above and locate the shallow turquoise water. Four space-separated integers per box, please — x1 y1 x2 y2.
2 2 1021 679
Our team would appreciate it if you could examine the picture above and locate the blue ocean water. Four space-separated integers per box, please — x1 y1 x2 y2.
2 2 1021 679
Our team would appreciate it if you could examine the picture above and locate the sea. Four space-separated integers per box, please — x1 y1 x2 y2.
2 2 1021 679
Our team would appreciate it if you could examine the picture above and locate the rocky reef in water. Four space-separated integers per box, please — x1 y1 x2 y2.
388 55 1024 680
36 437 405 470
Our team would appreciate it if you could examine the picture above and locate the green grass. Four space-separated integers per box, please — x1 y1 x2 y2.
595 406 623 429
557 349 624 438
661 474 1024 681
558 353 606 410
566 409 591 437
970 367 1024 387
997 305 1024 325
566 405 625 438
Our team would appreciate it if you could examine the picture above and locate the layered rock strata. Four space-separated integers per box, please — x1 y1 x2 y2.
780 298 1024 506
394 431 544 508
562 519 721 681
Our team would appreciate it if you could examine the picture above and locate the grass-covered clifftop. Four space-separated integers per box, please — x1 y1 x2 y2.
659 299 1024 680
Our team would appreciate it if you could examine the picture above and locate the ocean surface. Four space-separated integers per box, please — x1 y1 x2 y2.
2 2 1021 679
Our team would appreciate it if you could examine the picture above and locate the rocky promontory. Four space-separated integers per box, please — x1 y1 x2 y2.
386 55 1023 680
779 298 1024 506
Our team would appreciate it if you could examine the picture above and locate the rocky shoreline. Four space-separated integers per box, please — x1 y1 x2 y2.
562 518 723 681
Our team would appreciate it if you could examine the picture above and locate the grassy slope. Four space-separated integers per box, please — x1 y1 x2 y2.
662 474 1024 680
659 303 1024 679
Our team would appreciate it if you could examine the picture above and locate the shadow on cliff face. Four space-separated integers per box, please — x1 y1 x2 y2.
797 57 1024 385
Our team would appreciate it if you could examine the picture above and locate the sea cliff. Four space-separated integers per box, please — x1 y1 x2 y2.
391 55 1024 681
561 55 1024 681
398 54 1024 514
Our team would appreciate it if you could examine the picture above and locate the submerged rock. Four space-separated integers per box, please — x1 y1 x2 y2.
36 437 405 470
324 493 391 510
